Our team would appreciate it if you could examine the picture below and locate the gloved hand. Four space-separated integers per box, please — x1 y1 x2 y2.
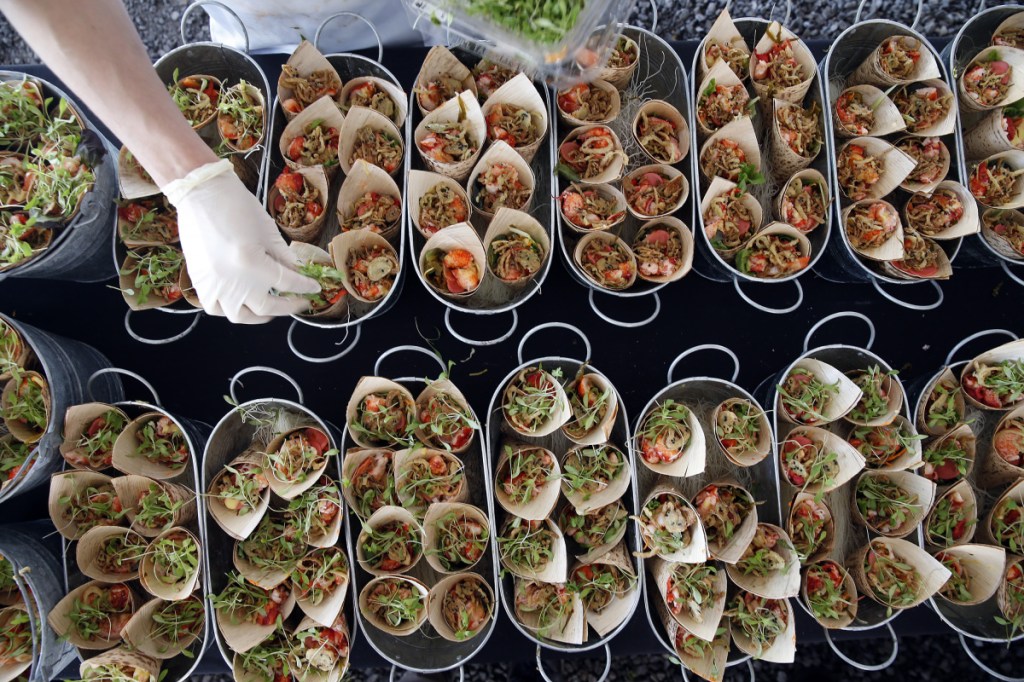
162 160 320 324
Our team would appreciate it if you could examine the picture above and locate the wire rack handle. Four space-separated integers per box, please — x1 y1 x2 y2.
229 366 304 405
667 344 740 385
536 644 612 682
944 328 1019 366
315 13 384 63
87 368 161 406
824 621 899 671
517 322 592 365
803 311 877 353
180 0 251 52
855 0 924 30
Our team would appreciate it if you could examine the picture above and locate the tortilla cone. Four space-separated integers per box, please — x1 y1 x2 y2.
60 402 129 471
558 124 627 184
834 85 906 138
344 376 416 449
48 470 120 540
340 76 408 128
292 547 350 627
917 368 965 437
961 338 1024 410
111 412 190 480
983 478 1024 548
329 230 399 307
699 116 761 182
959 46 1024 112
669 617 731 682
838 136 918 202
779 425 865 494
427 573 495 642
980 404 1024 488
418 222 487 299
0 605 31 681
422 502 489 574
729 593 796 663
578 542 637 636
770 100 823 177
852 470 936 539
481 207 550 290
76 525 147 582
48 580 137 649
338 107 404 177
558 371 617 447
998 554 1024 619
216 582 296 653
413 378 477 454
109 473 195 534
777 358 864 425
279 95 345 175
117 146 159 199
513 579 585 645
934 544 1006 607
695 59 749 138
288 241 348 319
698 481 758 565
700 177 763 259
787 491 835 565
117 248 185 312
358 575 429 636
633 217 695 283
341 448 394 521
749 22 815 107
924 479 978 549
415 46 476 116
466 139 536 219
289 615 351 682
78 647 160 680
393 447 468 514
356 505 425 577
849 36 941 88
632 99 690 165
623 164 688 221
481 74 548 164
597 34 640 89
494 443 562 520
636 487 710 563
740 223 811 279
653 558 726 641
573 232 638 291
278 40 343 120
727 524 802 599
636 402 706 477
922 422 977 484
883 235 954 281
841 198 906 261
699 7 750 80
139 526 202 600
852 537 952 610
709 397 771 468
268 166 330 243
894 80 957 138
556 79 621 127
842 369 905 427
560 444 631 514
121 595 204 659
414 90 486 181
498 516 567 583
801 560 858 629
208 449 271 541
218 82 266 153
964 107 1022 160
408 169 473 238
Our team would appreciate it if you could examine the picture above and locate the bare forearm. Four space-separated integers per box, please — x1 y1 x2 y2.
2 0 217 185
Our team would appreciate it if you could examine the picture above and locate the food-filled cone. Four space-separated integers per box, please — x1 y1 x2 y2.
995 12 1024 44
848 36 940 88
637 486 710 563
883 235 953 281
652 557 726 641
959 46 1024 112
293 548 350 627
699 6 750 80
961 338 1024 409
560 444 630 514
777 358 864 425
801 560 858 629
740 223 811 278
289 614 351 682
418 222 487 299
852 415 923 471
207 449 271 541
393 447 468 513
668 615 730 682
481 73 548 164
414 90 486 181
427 573 495 642
700 176 763 260
841 198 905 261
466 139 536 220
288 241 349 320
559 370 617 446
178 260 202 309
769 99 822 177
964 107 1021 159
980 404 1024 488
695 59 748 138
633 217 695 283
279 96 346 173
699 116 760 181
556 79 621 126
216 582 296 653
838 137 918 201
559 182 627 234
413 377 477 454
597 34 640 89
356 505 425 577
48 580 137 649
710 397 771 467
422 502 489 574
48 470 119 540
843 370 905 427
340 76 408 127
117 146 159 199
121 596 204 659
729 594 796 663
923 422 977 482
573 232 638 291
779 426 865 494
218 82 266 153
636 402 706 477
482 207 550 291
983 478 1024 547
558 124 627 184
76 525 147 582
513 578 585 645
408 169 473 239
851 469 936 539
269 165 329 243
335 158 403 240
344 376 416 449
748 22 815 106
139 526 202 600
903 181 980 241
494 443 562 520
896 80 956 137
833 85 906 138
972 150 1024 209
580 542 638 636
786 491 835 564
232 531 291 589
340 448 394 520
414 46 476 116
700 480 758 565
358 575 429 636
115 196 178 249
111 412 189 480
998 554 1024 620
337 106 404 177
726 524 802 599
925 479 978 549
498 517 567 583
60 402 129 471
330 228 401 309
565 500 629 563
898 135 950 194
278 40 343 120
623 164 688 220
117 249 184 311
933 544 1006 606
632 99 690 165
851 537 951 610
78 647 160 680
0 605 31 681
916 367 964 437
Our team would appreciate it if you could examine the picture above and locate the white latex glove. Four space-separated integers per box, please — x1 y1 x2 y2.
163 160 320 324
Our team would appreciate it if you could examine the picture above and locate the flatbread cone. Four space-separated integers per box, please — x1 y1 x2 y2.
770 170 828 231
770 99 823 177
834 85 906 138
852 470 936 539
335 159 402 240
414 90 486 182
139 526 202 600
358 575 429 636
481 73 548 164
924 476 976 549
556 79 621 127
837 136 918 201
739 223 811 279
289 615 351 682
883 235 953 281
494 443 561 520
748 22 815 106
921 422 977 484
597 34 640 89
288 241 349 320
113 475 194 538
269 165 330 243
338 106 404 177
633 217 695 283
778 426 865 495
959 46 1024 112
697 481 758 565
578 542 638 636
427 573 495 642
843 368 905 427
558 124 627 184
801 560 857 628
340 76 408 127
652 557 726 641
964 106 1023 160
78 647 160 681
700 176 763 260
695 59 749 138
48 470 121 540
111 411 190 480
393 447 468 513
623 164 688 220
407 169 473 239
960 338 1024 409
727 524 802 599
329 230 400 306
501 365 572 437
699 7 750 81
998 554 1024 622
971 150 1024 209
498 516 567 583
636 487 710 563
345 376 416 448
560 444 631 514
414 377 477 454
76 525 147 582
559 370 617 446
279 95 346 173
848 35 940 88
423 502 489 574
729 593 796 663
117 249 185 312
340 448 394 521
117 146 159 199
636 401 706 477
121 595 204 659
933 544 1005 606
292 547 350 627
482 207 550 291
982 478 1024 548
699 116 760 181
278 40 343 120
414 46 476 116
0 604 32 681
513 578 585 645
466 140 536 220
665 614 730 682
356 505 424 577
777 358 863 425
633 99 690 165
786 491 835 564
980 404 1024 488
418 222 487 299
48 580 138 649
841 198 906 261
60 402 129 471
207 449 271 541
215 579 296 653
851 537 951 610
573 232 638 291
916 367 965 437
895 80 957 138
218 82 267 153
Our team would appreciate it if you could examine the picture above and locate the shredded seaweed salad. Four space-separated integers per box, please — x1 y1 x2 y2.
456 0 587 44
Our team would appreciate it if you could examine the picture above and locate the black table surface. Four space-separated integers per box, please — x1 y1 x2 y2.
1 36 1021 673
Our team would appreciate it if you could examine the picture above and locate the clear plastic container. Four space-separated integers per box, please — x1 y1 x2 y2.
402 0 638 87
